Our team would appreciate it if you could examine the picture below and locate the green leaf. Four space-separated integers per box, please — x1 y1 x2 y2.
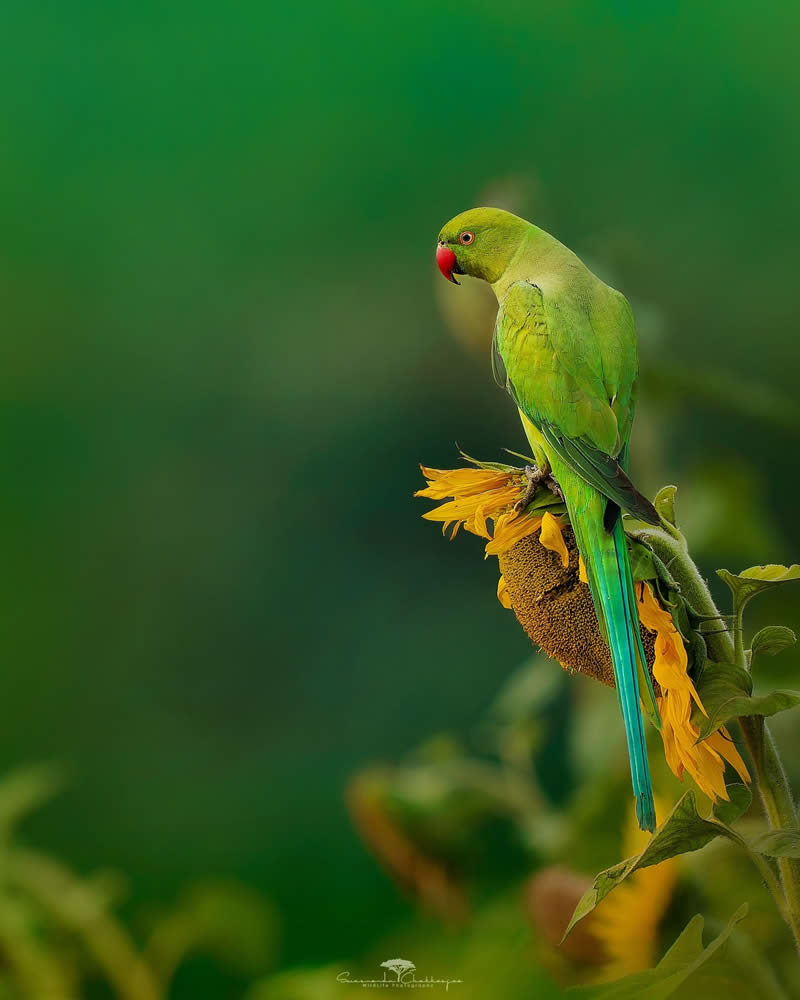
748 829 800 859
713 783 752 825
750 625 797 658
628 538 659 583
0 764 65 838
501 448 535 465
691 660 800 737
694 670 800 739
718 564 800 614
569 905 748 998
458 450 520 474
693 663 753 708
147 881 279 979
685 626 708 682
486 655 562 726
563 792 741 938
526 491 566 514
653 484 678 527
738 564 800 583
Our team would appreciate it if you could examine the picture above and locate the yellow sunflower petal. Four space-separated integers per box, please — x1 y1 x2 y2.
539 512 569 568
638 582 750 801
637 582 706 715
485 512 543 557
578 555 588 584
417 465 524 543
705 727 751 785
497 574 512 609
421 485 520 539
416 466 515 499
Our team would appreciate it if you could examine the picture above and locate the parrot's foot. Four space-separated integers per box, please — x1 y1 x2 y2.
515 465 549 511
515 465 565 512
545 475 565 503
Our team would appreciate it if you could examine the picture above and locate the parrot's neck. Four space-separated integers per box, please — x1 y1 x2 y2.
490 225 582 303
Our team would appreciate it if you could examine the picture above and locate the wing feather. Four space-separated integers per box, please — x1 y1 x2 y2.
494 281 658 525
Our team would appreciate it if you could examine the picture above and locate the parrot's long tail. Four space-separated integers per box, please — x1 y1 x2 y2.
567 489 657 833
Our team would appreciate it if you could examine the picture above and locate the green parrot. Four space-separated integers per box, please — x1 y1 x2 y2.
436 207 661 832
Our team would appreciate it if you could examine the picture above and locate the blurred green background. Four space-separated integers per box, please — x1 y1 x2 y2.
0 0 799 995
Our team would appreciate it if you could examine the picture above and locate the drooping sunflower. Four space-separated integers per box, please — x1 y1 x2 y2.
345 770 468 922
416 457 750 805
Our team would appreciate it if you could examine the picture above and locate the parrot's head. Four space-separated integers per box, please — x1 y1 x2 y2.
436 207 530 286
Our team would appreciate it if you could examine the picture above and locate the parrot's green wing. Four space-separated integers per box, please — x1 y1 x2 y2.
492 281 658 525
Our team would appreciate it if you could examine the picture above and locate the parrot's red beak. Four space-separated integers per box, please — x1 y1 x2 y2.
436 242 462 285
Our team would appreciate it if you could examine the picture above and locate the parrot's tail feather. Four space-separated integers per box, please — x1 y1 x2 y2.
612 523 659 832
573 504 657 833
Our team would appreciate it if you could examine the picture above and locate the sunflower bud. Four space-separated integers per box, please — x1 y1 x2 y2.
345 770 468 922
525 866 607 965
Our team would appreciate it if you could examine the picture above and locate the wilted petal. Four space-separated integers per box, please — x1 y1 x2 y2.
539 512 569 568
485 512 543 556
639 582 750 800
497 575 512 609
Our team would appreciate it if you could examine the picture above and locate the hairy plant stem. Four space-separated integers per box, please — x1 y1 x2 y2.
738 716 800 953
634 519 800 953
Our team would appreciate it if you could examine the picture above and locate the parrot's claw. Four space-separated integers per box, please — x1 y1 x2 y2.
545 476 565 503
515 465 565 512
515 465 548 511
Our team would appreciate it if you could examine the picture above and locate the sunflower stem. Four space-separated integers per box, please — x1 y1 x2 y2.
747 846 790 923
634 521 800 953
732 599 746 674
739 716 800 954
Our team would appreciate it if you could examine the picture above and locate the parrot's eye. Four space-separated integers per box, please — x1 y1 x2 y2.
459 231 475 245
